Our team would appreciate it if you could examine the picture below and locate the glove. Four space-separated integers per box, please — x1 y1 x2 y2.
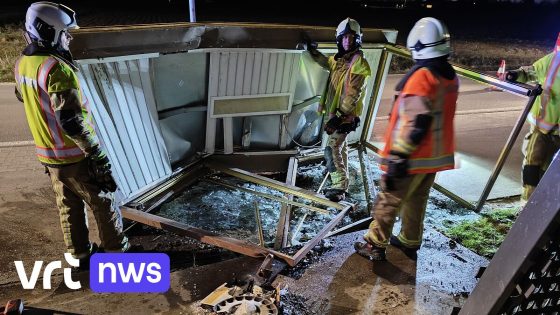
324 115 343 135
307 41 318 52
296 41 318 52
87 145 117 193
505 70 519 82
337 116 360 134
386 151 409 178
387 155 408 179
383 152 409 191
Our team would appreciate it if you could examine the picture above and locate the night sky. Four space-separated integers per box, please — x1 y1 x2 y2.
1 0 558 43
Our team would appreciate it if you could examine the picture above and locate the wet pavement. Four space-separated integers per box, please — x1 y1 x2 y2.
275 228 488 315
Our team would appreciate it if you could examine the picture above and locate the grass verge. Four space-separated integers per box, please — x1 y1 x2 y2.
0 23 26 83
390 39 549 73
445 208 518 258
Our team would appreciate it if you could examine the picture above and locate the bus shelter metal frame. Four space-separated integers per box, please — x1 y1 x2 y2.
360 44 542 212
122 154 353 267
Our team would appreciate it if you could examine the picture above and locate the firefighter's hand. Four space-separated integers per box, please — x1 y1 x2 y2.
337 115 360 134
295 42 306 50
88 145 117 193
324 116 343 135
307 41 318 51
505 70 519 82
385 152 409 179
296 41 318 52
383 152 409 191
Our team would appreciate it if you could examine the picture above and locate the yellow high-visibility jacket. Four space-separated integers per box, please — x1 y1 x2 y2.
15 49 95 165
319 50 371 117
517 52 560 134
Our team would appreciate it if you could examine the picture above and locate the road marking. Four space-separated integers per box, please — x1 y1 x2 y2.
455 106 525 116
375 106 525 121
0 140 34 148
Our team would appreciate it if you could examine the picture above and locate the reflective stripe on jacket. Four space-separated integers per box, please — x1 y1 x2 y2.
527 52 560 134
319 50 371 116
381 68 459 174
15 55 87 165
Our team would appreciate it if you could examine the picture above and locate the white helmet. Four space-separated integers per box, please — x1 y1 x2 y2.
25 2 79 47
336 17 362 45
406 17 451 60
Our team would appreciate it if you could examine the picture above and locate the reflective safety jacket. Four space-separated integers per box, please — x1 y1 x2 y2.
381 68 459 174
319 50 371 117
518 52 560 134
15 53 92 165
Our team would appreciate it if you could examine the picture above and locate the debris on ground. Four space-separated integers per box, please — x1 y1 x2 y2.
279 239 335 279
199 277 279 315
278 291 314 315
139 148 509 272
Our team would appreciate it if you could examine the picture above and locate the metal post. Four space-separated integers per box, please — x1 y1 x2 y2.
189 0 197 22
202 178 331 215
358 146 375 210
474 86 541 212
360 49 389 143
274 157 298 249
254 201 265 247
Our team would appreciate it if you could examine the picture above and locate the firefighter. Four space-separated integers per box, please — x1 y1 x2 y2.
14 2 130 266
307 17 371 202
354 17 459 261
505 34 560 204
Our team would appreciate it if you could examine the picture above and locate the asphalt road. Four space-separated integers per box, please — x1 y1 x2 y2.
0 83 32 144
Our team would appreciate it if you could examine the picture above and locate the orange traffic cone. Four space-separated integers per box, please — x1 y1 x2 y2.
497 59 506 80
488 59 506 91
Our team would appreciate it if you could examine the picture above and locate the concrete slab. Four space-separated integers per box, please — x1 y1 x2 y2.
435 153 521 203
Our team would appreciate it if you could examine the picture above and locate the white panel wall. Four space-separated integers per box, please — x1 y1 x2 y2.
205 49 302 153
78 56 172 199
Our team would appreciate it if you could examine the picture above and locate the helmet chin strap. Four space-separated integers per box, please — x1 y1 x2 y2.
24 36 77 69
55 47 77 69
23 31 34 45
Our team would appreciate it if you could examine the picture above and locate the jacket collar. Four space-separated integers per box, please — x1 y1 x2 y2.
22 42 78 70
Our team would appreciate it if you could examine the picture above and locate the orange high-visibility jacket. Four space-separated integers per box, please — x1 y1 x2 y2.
381 68 459 174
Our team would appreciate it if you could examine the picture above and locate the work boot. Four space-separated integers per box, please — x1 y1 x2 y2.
74 243 102 272
354 241 386 261
390 235 420 260
324 188 347 202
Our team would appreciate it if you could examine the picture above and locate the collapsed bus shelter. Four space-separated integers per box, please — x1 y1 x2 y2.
70 22 396 266
70 22 539 267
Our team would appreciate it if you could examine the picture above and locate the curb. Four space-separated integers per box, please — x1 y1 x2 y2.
0 140 34 148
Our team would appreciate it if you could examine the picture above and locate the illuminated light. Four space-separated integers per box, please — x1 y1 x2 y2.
426 4 433 8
